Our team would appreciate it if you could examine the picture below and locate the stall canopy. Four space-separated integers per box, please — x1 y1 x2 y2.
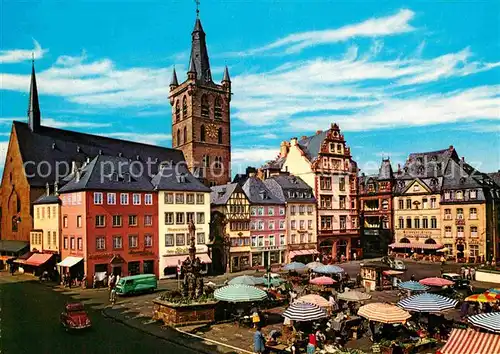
289 249 318 258
389 242 443 250
57 256 83 268
13 251 34 264
25 253 53 267
0 240 29 254
163 254 212 267
468 312 500 333
437 328 500 354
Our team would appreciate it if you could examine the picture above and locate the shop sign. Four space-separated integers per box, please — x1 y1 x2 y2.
129 250 155 256
163 246 207 255
402 230 433 237
165 227 205 232
364 230 379 236
252 245 285 252
88 253 113 260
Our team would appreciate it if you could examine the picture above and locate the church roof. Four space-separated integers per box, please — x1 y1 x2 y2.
13 121 185 187
189 18 212 83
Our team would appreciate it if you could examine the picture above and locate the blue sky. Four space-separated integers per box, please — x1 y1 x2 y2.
1 0 499 176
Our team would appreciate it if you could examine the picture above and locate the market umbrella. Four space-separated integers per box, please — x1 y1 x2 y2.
283 262 307 271
397 293 458 313
465 293 499 303
283 302 328 322
228 275 265 286
306 261 323 270
383 270 405 276
337 290 372 302
419 277 454 287
296 294 331 308
468 312 500 333
262 277 283 287
310 276 337 286
398 281 430 292
358 303 411 324
214 284 267 303
313 264 345 274
487 288 500 294
436 247 449 253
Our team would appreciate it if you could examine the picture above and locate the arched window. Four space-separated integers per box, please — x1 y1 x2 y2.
202 155 210 168
183 127 187 144
201 95 209 118
182 96 188 118
218 128 223 144
425 238 436 244
177 129 181 146
175 101 180 122
399 237 410 243
200 125 206 142
215 156 222 169
214 96 222 120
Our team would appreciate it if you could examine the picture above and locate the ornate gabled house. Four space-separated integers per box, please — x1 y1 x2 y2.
440 158 500 262
278 123 360 262
358 158 394 258
264 174 317 263
210 183 251 272
392 146 459 255
169 17 232 187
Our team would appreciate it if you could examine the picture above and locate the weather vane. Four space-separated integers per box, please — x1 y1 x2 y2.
195 0 200 18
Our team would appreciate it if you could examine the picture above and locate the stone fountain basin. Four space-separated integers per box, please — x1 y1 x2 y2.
152 298 219 327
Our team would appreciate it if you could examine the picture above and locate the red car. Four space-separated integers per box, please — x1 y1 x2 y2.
60 302 91 330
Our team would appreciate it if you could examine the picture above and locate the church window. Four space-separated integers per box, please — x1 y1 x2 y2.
218 128 223 144
215 156 222 169
177 129 181 146
175 101 180 122
183 127 187 144
214 96 222 120
182 96 188 118
203 155 210 168
200 125 206 142
201 95 209 118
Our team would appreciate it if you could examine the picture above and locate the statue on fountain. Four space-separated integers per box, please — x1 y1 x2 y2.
181 220 204 299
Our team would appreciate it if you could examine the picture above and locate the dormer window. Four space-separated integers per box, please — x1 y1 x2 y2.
418 166 424 174
259 190 268 200
456 190 463 200
431 156 437 161
417 157 423 164
470 190 477 199
460 177 466 184
444 191 450 200
177 174 187 183
431 178 438 186
413 185 420 192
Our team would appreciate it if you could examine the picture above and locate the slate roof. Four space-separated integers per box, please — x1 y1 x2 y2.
189 18 213 84
262 156 285 170
298 131 328 161
151 161 211 193
242 176 284 205
13 121 185 187
210 183 241 205
378 159 394 180
395 147 458 180
263 175 315 203
488 172 500 187
33 194 61 205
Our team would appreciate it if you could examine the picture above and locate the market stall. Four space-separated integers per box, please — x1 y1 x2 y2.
360 262 391 291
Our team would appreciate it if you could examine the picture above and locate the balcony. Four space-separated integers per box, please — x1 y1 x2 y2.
444 215 452 220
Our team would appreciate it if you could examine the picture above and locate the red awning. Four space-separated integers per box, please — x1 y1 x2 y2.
437 329 500 354
25 253 53 266
290 249 319 258
163 254 212 267
389 242 443 250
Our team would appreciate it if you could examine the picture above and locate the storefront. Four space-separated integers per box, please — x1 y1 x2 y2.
161 246 212 279
288 244 318 263
250 245 285 269
58 256 84 278
230 247 251 272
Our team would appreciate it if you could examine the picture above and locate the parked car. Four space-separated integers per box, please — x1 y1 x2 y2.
442 273 470 289
381 256 407 270
115 274 157 296
60 302 91 330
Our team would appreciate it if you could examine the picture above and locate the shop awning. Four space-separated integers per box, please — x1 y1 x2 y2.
290 249 319 258
383 270 405 276
25 253 53 266
437 328 500 354
163 254 212 267
389 242 443 250
0 240 29 253
0 255 14 261
13 251 34 264
57 256 83 268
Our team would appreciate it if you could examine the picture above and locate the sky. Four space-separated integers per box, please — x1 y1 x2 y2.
1 0 499 176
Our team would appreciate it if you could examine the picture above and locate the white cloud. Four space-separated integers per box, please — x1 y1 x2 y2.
0 142 9 167
231 147 279 170
0 117 111 129
105 132 172 145
0 39 47 64
226 9 415 56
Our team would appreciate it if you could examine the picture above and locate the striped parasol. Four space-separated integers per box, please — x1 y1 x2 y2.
313 264 345 274
214 284 267 303
398 281 430 292
465 293 499 303
283 302 327 322
283 262 307 271
310 276 337 285
337 290 372 302
296 294 331 308
468 312 500 333
358 303 411 324
485 288 500 299
438 328 500 354
306 261 323 270
228 275 265 286
397 293 458 313
419 277 454 287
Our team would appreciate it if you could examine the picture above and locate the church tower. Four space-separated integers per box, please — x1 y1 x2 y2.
169 15 231 187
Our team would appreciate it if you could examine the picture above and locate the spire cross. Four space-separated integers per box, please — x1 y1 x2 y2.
195 0 200 18
32 52 34 63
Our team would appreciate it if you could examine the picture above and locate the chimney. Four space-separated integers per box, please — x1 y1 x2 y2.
71 161 77 174
75 170 81 182
461 156 465 162
449 145 454 151
45 182 50 196
290 137 298 146
316 130 323 135
54 181 59 195
248 172 256 178
397 163 401 172
279 141 289 158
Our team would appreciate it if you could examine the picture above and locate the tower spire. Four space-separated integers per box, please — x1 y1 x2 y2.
188 5 212 83
222 65 231 82
170 66 179 88
28 56 41 132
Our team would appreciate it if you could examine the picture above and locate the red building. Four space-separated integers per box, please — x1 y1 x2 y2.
58 155 159 280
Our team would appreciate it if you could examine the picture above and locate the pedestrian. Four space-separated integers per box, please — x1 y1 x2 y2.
115 274 121 286
93 273 98 288
307 331 317 354
465 268 471 280
471 267 476 280
440 255 446 266
353 252 357 261
410 274 415 281
390 341 404 354
460 266 466 278
109 286 117 305
81 274 87 289
253 326 266 354
252 309 261 328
